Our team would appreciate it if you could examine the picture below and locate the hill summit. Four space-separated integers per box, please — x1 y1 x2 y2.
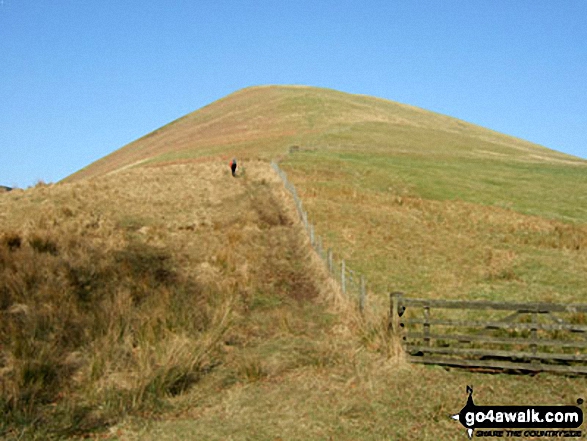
65 85 583 182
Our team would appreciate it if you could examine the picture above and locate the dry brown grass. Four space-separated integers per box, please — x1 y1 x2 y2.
0 193 227 437
0 162 336 433
0 159 357 439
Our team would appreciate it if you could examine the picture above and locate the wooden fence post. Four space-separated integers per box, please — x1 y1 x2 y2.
389 292 404 336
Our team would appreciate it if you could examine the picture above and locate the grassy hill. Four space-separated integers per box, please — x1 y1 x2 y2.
2 86 586 439
65 85 585 182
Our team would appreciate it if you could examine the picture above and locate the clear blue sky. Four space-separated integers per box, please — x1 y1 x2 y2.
1 1 586 187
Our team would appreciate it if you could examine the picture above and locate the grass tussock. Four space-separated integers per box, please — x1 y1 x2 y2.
0 222 228 437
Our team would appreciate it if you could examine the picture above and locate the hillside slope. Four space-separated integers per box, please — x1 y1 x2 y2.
1 160 362 438
65 85 585 182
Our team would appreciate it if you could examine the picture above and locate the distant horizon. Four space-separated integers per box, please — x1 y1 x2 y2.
2 1 586 187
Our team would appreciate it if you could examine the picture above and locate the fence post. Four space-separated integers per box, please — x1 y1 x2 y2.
389 292 404 335
327 248 333 274
341 260 346 295
359 275 366 314
359 274 367 313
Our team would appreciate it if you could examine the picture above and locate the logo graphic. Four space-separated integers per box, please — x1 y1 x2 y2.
451 386 583 439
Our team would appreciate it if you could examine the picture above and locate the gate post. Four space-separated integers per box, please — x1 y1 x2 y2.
389 292 404 336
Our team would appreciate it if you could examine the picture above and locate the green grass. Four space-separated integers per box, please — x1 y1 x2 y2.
284 149 587 222
279 149 586 308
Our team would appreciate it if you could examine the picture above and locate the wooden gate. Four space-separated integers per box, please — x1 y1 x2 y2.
389 293 587 374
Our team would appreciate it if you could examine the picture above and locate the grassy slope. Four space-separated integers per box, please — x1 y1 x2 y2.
5 86 587 439
281 150 587 304
65 85 585 182
55 160 583 441
1 161 354 439
65 86 587 304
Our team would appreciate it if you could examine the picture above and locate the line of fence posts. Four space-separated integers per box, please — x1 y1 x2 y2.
271 161 367 314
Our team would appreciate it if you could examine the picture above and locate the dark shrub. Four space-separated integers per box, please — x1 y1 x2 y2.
29 236 58 255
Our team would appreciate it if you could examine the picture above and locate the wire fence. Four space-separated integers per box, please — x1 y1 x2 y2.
271 160 367 313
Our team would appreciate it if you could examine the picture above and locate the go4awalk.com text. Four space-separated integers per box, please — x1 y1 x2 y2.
451 386 583 439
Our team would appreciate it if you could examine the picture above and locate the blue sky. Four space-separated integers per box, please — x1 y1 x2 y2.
1 1 586 187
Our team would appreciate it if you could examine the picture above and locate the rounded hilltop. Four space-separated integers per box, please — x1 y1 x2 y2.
63 85 585 182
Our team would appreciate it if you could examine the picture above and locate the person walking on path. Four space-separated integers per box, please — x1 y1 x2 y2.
230 158 237 177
